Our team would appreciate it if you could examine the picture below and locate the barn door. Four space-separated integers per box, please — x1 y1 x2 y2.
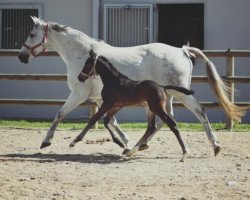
104 4 153 47
158 4 204 49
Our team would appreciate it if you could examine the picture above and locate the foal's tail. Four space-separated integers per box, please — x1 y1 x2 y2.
184 46 247 122
163 85 194 95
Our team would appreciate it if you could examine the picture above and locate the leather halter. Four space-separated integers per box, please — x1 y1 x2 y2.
81 56 99 78
23 24 49 57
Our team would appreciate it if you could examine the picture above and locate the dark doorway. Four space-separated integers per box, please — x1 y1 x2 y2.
158 4 204 49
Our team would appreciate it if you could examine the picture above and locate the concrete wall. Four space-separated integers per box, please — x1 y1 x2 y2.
0 0 249 122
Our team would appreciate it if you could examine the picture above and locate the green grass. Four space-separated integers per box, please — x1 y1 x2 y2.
0 119 249 131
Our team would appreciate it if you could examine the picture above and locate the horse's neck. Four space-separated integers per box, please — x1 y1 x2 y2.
47 28 95 67
96 62 120 85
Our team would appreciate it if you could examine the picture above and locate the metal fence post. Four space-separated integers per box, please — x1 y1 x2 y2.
226 54 235 129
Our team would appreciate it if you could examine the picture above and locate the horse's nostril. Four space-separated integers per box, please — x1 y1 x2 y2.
18 52 29 64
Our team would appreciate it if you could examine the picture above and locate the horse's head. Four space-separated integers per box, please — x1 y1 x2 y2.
78 50 97 82
18 16 49 64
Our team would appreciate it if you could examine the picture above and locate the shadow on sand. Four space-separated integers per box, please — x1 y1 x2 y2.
0 152 139 164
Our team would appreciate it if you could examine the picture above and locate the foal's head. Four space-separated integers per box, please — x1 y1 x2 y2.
78 49 129 82
78 50 97 82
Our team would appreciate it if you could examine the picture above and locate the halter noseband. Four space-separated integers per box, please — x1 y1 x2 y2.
23 24 49 57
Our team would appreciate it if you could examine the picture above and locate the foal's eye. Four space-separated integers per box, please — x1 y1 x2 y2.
29 33 35 38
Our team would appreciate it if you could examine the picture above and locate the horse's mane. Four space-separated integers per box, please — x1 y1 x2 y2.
47 21 101 45
99 56 129 79
49 22 68 32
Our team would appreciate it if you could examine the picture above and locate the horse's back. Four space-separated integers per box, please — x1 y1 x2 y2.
98 42 193 88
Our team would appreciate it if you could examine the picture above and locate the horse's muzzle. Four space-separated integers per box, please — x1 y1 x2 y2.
18 51 29 64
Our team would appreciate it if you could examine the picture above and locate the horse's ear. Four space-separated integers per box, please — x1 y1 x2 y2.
31 16 44 26
31 16 40 25
89 49 97 58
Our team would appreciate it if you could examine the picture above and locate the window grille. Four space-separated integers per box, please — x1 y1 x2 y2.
1 9 38 49
104 4 153 47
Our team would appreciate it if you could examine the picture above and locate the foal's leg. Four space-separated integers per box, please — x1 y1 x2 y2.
140 95 174 150
69 103 112 147
157 110 188 162
125 110 156 157
103 107 125 148
135 107 157 151
170 92 221 156
96 100 131 149
40 92 87 149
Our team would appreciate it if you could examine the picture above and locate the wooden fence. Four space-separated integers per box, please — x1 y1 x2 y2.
1 49 250 129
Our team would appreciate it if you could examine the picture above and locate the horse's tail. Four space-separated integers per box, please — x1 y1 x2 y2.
163 85 194 95
185 46 246 122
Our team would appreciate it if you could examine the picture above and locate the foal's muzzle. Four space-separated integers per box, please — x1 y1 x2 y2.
78 73 88 82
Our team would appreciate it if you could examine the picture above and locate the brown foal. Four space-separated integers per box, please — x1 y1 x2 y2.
70 50 194 161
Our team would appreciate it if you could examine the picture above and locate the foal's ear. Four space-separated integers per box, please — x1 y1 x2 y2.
89 49 97 58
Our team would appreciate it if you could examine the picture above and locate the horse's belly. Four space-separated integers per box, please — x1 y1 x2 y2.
114 97 146 107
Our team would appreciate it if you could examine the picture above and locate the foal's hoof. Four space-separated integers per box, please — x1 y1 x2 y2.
139 144 149 151
122 148 130 155
69 141 76 147
214 146 221 157
40 142 51 149
179 153 188 162
113 137 125 148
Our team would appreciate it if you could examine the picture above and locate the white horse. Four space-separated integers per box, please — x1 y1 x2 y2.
18 17 245 156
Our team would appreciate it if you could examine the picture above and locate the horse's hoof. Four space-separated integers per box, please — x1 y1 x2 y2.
139 144 149 151
40 142 51 149
214 146 221 157
126 149 137 157
122 148 130 155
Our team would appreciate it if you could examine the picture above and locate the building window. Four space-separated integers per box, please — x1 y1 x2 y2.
104 4 153 47
157 4 204 49
0 5 41 49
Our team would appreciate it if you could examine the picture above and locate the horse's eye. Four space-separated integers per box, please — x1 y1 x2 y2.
29 33 35 38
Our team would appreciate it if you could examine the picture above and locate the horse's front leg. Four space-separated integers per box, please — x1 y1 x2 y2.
103 106 125 149
109 117 131 149
69 103 112 147
40 92 88 149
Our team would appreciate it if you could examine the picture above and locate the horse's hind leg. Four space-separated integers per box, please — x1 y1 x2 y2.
40 92 86 149
125 111 156 157
171 93 221 156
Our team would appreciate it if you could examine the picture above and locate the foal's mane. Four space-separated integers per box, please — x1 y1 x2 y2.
98 56 129 79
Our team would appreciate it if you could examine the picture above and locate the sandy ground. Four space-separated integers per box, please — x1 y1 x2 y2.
0 128 249 200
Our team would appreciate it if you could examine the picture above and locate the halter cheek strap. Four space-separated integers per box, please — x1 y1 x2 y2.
81 56 99 78
24 24 49 57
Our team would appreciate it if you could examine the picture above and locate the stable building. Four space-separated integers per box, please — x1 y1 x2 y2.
0 0 249 122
